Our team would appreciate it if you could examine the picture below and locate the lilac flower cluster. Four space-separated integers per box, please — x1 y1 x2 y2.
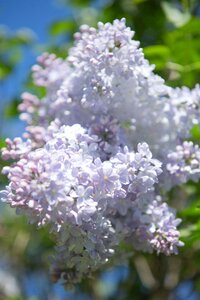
1 18 199 286
168 85 200 139
167 141 200 185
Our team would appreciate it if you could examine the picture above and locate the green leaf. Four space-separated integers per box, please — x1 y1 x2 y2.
191 125 200 143
4 99 20 118
180 225 197 242
180 204 200 218
0 138 6 148
180 17 200 34
49 20 76 36
66 0 91 7
131 0 148 4
144 45 170 57
162 2 191 28
0 62 13 79
144 45 170 69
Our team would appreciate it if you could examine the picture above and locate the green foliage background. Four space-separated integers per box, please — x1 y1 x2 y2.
1 0 200 299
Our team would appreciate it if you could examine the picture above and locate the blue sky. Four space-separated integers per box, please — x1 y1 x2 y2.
0 0 72 138
0 0 71 42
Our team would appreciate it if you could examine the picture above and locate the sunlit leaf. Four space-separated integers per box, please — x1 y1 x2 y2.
191 125 200 143
49 20 76 36
144 45 170 69
4 99 20 118
0 138 6 148
66 0 91 7
0 62 13 79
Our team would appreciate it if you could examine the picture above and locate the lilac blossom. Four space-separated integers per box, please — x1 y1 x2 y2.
166 141 200 185
1 122 172 285
168 85 200 139
2 18 198 287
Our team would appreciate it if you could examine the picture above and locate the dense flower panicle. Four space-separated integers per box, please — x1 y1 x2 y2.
15 19 200 158
89 115 121 160
1 137 32 160
1 123 169 285
4 18 200 286
50 217 118 288
142 198 183 255
32 52 70 89
1 124 161 229
56 18 176 156
19 92 40 124
166 141 200 185
168 85 200 139
18 54 71 148
18 19 176 156
108 192 182 257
